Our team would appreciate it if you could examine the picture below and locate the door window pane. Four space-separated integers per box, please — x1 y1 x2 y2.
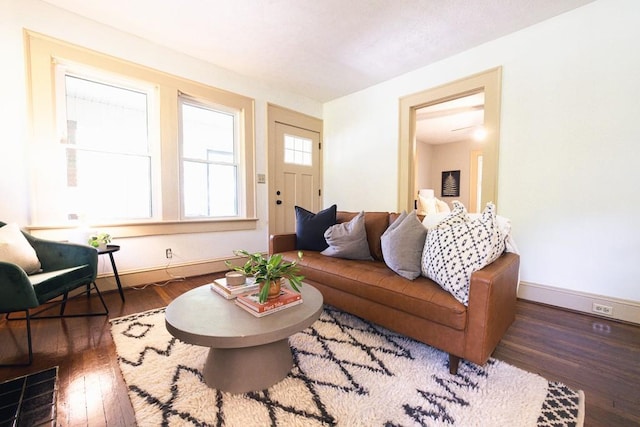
284 134 312 166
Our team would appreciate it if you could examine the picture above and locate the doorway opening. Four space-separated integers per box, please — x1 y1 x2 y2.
398 67 502 213
415 91 486 213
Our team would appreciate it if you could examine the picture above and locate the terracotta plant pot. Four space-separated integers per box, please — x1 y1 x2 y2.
260 278 283 300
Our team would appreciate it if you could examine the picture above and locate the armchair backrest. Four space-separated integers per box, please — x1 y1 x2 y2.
0 221 97 279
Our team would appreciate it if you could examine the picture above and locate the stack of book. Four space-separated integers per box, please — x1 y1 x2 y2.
210 276 259 299
235 288 303 317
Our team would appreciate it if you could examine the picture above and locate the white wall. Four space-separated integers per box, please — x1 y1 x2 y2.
324 0 640 317
3 0 639 320
1 0 322 278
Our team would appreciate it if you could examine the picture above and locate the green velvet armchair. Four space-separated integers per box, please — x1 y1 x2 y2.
0 221 107 366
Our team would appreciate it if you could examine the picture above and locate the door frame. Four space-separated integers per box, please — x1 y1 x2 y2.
398 67 502 212
267 104 323 237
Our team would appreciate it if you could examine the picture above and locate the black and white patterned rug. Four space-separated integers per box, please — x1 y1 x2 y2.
111 306 584 426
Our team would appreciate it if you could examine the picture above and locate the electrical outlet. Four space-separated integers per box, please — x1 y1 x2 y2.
165 248 172 259
592 323 611 334
592 302 613 316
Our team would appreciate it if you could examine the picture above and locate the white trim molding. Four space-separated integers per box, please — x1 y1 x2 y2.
95 258 229 293
94 253 262 295
518 281 640 325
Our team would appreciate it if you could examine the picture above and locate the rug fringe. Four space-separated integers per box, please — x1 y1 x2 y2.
577 390 586 427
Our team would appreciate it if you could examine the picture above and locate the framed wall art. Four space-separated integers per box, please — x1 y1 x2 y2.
441 170 460 197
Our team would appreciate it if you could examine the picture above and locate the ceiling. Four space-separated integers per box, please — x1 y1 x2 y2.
41 0 595 103
416 92 485 145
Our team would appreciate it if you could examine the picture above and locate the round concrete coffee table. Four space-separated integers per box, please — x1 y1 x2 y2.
165 283 323 394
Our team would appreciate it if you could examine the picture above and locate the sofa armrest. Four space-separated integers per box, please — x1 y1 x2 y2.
463 252 520 365
269 233 297 255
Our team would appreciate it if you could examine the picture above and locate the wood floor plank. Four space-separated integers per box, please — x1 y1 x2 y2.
1 274 638 426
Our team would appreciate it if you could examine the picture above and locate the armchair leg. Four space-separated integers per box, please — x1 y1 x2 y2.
92 282 109 316
25 282 109 319
25 310 33 364
0 310 33 367
60 292 69 316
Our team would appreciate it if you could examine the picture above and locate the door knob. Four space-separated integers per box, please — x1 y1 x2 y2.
276 200 282 205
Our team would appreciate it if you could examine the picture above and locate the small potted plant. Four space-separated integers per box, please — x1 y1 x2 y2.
225 249 304 303
88 232 111 250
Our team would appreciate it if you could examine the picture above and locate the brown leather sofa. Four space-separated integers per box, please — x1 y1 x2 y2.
270 211 520 375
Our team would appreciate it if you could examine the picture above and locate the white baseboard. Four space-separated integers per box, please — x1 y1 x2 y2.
97 264 640 325
518 281 640 325
95 258 229 293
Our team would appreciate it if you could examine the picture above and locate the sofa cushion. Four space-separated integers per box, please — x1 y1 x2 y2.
281 250 467 331
381 211 427 280
295 204 337 251
336 211 389 261
422 202 506 306
321 211 372 260
0 223 41 274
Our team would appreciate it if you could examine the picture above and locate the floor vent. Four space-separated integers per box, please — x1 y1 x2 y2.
0 367 57 426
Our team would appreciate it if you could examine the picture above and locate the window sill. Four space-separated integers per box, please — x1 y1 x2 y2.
27 218 259 241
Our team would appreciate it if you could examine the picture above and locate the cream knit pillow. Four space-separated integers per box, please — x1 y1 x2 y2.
0 223 41 274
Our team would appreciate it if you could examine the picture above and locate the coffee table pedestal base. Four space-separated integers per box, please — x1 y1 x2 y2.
203 338 293 394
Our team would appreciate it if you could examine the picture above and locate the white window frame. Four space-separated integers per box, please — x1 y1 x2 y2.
178 94 244 219
56 65 159 222
25 31 256 239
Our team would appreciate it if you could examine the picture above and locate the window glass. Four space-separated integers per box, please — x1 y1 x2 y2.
64 75 152 220
26 32 256 232
181 99 239 218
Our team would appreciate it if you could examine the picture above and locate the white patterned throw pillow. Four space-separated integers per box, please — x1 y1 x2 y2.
420 201 468 277
421 202 506 306
436 200 468 227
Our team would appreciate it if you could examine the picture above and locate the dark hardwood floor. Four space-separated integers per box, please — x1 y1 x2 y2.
1 274 638 426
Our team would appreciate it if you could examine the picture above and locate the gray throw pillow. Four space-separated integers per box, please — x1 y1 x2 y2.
381 210 427 280
321 211 373 260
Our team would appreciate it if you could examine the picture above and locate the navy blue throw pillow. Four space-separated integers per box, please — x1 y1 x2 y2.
295 204 337 251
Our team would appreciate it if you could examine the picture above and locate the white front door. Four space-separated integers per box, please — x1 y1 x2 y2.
272 122 321 234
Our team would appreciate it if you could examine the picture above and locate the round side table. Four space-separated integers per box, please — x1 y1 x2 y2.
97 244 125 301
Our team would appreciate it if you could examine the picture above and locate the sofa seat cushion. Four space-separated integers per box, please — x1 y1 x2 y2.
281 251 467 331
